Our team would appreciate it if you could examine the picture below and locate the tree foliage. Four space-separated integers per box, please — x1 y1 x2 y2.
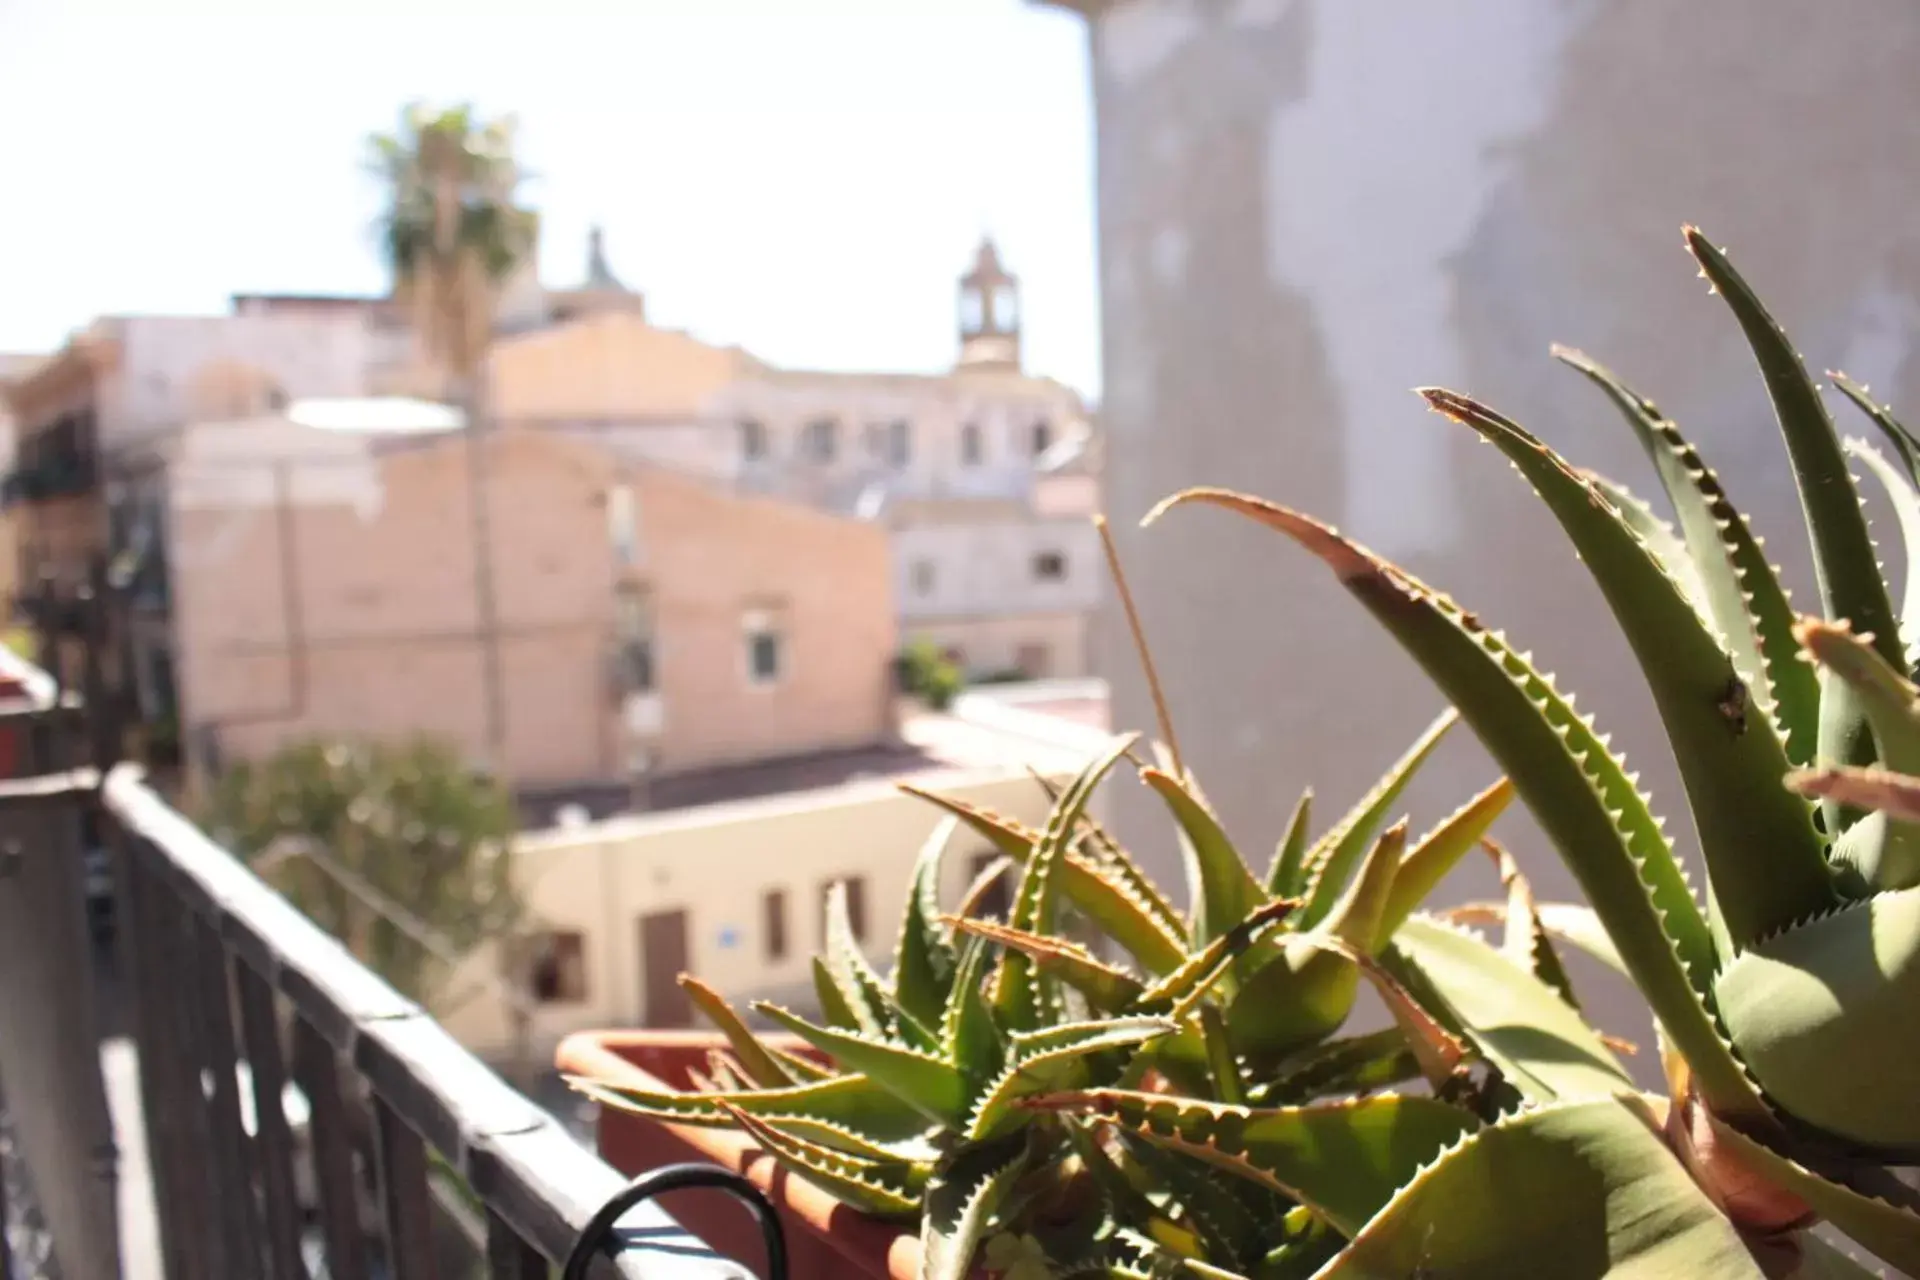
201 738 522 1000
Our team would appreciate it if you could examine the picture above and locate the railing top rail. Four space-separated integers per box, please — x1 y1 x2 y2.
99 764 739 1278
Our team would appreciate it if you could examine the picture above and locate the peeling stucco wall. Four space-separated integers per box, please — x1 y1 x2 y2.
1072 0 1920 1054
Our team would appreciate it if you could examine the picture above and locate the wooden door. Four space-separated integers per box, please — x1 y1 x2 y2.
637 909 692 1028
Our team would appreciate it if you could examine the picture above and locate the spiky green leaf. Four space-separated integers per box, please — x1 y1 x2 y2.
1841 436 1920 670
1687 228 1899 817
1585 472 1713 619
1147 490 1764 1123
1833 370 1920 481
1265 790 1314 899
1141 767 1262 949
720 1103 926 1218
895 818 960 1032
1033 1090 1475 1238
1251 1028 1419 1107
1317 1096 1762 1279
679 976 800 1089
1298 710 1457 930
1388 916 1630 1103
951 916 1146 1013
566 1070 931 1143
755 1002 970 1128
1423 386 1834 949
967 1017 1180 1140
919 1135 1031 1280
1714 884 1920 1152
1375 778 1514 948
1703 1110 1920 1276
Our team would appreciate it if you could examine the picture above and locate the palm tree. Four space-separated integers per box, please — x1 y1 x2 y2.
367 103 536 778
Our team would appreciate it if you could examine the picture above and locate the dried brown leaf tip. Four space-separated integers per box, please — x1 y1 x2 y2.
1144 487 1380 584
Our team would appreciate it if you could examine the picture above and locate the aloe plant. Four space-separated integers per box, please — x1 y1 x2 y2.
570 633 1514 1278
1150 226 1920 1276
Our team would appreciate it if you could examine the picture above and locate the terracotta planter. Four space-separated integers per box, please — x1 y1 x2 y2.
558 1029 941 1280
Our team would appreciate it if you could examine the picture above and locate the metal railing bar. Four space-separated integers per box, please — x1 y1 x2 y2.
352 1013 543 1164
188 913 264 1279
484 1208 548 1280
290 1017 371 1280
371 1096 438 1280
233 960 307 1280
112 826 209 1280
0 768 98 808
104 769 417 1047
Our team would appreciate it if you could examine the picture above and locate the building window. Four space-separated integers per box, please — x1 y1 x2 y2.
529 930 588 1003
739 418 768 461
960 422 983 466
911 559 936 596
614 585 655 693
967 852 1011 922
607 483 639 567
822 877 869 943
887 419 911 467
1031 419 1053 456
764 889 788 961
804 417 838 463
744 607 783 686
1032 551 1066 582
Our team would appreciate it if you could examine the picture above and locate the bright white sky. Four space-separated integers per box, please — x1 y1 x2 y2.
0 0 1102 396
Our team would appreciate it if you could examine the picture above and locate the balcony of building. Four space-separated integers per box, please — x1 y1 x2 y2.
0 635 755 1278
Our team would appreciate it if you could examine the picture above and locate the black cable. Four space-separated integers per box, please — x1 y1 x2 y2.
560 1162 790 1280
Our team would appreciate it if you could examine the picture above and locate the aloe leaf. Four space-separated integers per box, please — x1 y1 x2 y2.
1558 344 1822 769
904 783 1188 974
1832 370 1920 481
1483 839 1580 1009
995 734 1139 1030
1703 1111 1920 1276
1147 489 1765 1123
1265 790 1314 898
1713 885 1920 1152
566 1070 931 1142
1141 767 1263 949
895 818 960 1032
1687 228 1900 805
1122 1142 1265 1269
1318 1096 1762 1279
1290 934 1466 1092
1424 386 1835 949
1556 351 1774 691
942 933 1005 1089
1387 915 1630 1104
719 1104 925 1219
678 976 800 1089
755 1002 971 1127
1250 1028 1419 1107
1841 436 1920 668
825 880 895 1037
1797 617 1920 771
1787 765 1920 824
1298 709 1457 930
1586 472 1713 618
1320 819 1407 955
1375 778 1514 947
918 1134 1031 1280
1031 1090 1475 1238
1444 899 1630 978
967 1017 1180 1140
950 916 1146 1012
813 955 864 1031
1133 897 1299 1019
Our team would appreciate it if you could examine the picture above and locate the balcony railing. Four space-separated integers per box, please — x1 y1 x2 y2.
0 645 746 1278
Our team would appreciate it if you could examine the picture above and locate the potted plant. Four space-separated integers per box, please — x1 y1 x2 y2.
561 578 1517 1279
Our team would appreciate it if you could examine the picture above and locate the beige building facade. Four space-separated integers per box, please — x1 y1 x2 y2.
141 407 897 791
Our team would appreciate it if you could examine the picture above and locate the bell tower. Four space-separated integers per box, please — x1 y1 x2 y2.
956 237 1021 371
